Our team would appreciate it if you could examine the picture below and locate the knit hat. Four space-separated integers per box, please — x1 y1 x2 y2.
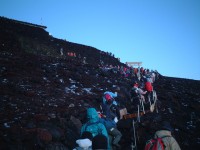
92 134 108 150
162 121 174 132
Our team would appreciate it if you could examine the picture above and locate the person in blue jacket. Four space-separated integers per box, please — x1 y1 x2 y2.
102 91 120 120
80 107 110 149
99 117 122 149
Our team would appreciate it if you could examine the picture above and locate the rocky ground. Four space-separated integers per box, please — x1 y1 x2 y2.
0 17 200 150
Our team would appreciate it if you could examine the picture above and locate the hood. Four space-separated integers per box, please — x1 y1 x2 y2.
87 108 99 123
155 130 172 138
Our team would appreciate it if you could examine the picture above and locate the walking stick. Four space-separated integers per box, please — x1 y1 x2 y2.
131 119 137 150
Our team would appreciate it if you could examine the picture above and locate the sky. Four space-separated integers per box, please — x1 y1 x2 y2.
0 0 200 80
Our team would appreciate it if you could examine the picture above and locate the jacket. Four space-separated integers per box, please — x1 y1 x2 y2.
154 130 181 150
81 108 108 138
81 108 110 149
145 81 153 92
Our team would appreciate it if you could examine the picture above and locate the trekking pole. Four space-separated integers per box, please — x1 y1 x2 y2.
131 119 137 150
141 100 145 114
153 91 158 113
148 94 151 106
155 102 158 113
100 104 103 114
137 105 140 122
154 97 158 113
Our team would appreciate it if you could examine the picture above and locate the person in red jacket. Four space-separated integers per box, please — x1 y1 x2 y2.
145 81 153 92
145 80 154 104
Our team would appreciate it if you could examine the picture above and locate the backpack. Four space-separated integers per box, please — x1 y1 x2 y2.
84 121 103 136
144 136 170 150
104 93 112 101
145 81 153 92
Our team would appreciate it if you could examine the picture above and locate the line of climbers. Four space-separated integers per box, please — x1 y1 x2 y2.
67 52 76 57
72 69 181 150
59 47 121 66
99 64 159 83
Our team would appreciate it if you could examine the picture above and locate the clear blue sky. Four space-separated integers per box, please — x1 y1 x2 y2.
1 0 200 80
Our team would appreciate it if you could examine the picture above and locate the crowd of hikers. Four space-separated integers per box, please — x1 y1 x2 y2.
72 66 181 150
0 17 183 150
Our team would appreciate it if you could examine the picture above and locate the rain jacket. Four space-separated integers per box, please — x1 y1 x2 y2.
154 130 181 150
81 108 110 149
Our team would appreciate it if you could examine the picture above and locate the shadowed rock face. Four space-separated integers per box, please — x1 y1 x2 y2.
0 17 200 150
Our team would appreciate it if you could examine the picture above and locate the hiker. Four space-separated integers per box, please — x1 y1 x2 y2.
102 91 118 105
130 82 147 116
73 131 93 150
132 82 147 103
150 70 156 83
144 78 157 105
101 98 119 121
137 67 141 80
140 67 144 75
151 121 181 150
83 57 87 64
60 48 63 56
99 117 122 149
101 91 120 120
80 108 110 149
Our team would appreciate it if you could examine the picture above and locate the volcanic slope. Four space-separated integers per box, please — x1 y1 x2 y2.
0 17 200 150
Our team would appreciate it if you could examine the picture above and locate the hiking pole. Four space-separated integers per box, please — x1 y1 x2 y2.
141 100 145 114
153 95 158 113
154 91 159 113
131 119 137 150
148 93 151 106
100 104 103 113
137 105 140 122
